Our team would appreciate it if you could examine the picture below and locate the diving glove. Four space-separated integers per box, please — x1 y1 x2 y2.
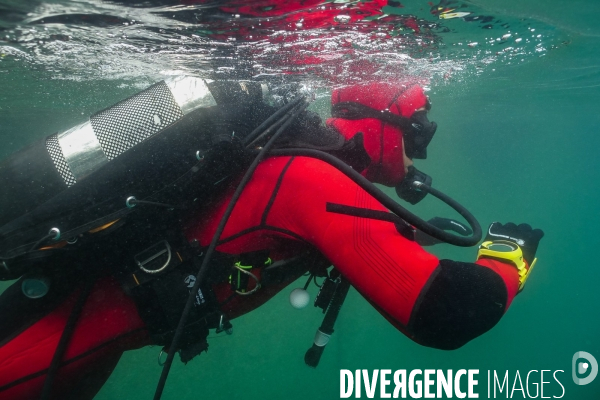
477 222 544 291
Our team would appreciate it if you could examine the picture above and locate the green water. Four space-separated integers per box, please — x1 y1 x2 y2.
98 38 600 399
1 1 600 399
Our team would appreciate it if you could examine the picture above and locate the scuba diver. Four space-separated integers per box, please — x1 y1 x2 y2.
0 78 544 400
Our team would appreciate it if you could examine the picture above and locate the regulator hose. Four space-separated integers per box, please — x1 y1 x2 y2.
268 148 482 247
152 97 310 400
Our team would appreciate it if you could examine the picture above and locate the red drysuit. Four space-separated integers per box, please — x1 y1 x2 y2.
0 81 521 399
0 154 520 400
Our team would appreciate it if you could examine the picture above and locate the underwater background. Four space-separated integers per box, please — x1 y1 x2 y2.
0 0 599 399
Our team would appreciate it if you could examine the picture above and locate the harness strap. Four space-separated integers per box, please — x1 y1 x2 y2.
331 101 414 130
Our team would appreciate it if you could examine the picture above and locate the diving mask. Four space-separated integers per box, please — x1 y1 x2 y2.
403 110 437 159
330 102 437 160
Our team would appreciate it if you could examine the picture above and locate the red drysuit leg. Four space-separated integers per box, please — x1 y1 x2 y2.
0 277 150 400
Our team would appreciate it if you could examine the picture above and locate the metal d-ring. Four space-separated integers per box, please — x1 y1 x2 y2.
232 264 261 295
136 241 172 275
196 151 204 161
158 349 167 366
217 314 233 335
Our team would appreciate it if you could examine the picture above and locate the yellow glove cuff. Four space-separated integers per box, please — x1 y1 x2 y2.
476 240 537 291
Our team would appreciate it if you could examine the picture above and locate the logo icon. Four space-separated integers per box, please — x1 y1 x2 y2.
184 274 196 288
184 275 205 305
572 351 598 385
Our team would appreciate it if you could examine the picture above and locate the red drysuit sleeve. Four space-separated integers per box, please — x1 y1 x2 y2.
0 156 524 400
187 156 522 331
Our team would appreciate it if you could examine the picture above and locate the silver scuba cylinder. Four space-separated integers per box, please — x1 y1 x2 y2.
0 77 270 227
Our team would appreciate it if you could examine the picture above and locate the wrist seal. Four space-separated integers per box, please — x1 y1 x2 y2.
476 240 537 291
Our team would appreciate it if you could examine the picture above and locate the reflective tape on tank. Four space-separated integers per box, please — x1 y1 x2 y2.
46 133 77 186
57 121 109 182
48 77 216 186
165 76 216 114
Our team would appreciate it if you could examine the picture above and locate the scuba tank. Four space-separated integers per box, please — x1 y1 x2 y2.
0 77 274 279
0 77 250 224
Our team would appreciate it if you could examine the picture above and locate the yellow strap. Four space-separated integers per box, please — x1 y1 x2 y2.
477 240 531 291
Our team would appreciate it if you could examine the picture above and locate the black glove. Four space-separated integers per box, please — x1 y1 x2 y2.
415 217 472 246
484 222 544 265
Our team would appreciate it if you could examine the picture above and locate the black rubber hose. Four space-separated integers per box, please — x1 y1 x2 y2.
244 99 308 148
152 98 310 400
28 231 56 252
40 275 97 400
242 96 305 147
268 148 482 247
